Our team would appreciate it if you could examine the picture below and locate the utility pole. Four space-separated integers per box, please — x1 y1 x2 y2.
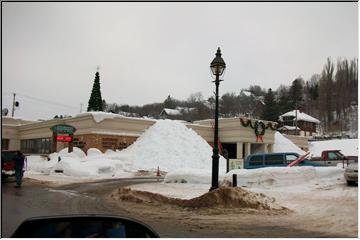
11 93 16 117
80 103 83 113
295 99 298 135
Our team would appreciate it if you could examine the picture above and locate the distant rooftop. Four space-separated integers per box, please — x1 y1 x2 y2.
279 110 320 124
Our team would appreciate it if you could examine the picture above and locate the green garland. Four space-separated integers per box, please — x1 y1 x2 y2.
265 122 278 131
240 117 254 129
240 117 278 139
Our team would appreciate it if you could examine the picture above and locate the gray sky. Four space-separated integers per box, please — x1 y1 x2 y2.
2 2 358 120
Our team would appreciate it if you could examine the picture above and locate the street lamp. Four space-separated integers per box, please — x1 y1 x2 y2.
209 47 226 192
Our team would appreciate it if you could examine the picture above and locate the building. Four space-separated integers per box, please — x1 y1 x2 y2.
2 113 280 168
159 107 196 120
278 110 320 137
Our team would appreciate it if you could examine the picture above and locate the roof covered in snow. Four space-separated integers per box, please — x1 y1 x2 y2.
279 110 320 124
160 107 196 116
278 125 301 131
75 112 150 123
160 108 182 116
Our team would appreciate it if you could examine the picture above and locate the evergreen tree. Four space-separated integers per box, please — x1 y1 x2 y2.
87 71 103 111
277 85 291 115
164 95 176 109
261 88 279 122
289 78 304 110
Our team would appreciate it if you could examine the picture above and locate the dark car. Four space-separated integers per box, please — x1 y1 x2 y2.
1 150 17 178
244 152 322 169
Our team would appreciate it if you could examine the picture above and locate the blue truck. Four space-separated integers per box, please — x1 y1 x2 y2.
244 152 322 169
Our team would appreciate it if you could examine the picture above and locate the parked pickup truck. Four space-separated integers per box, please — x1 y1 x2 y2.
309 150 358 166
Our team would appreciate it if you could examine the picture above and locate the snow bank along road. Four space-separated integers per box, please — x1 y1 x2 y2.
3 176 356 238
124 166 358 238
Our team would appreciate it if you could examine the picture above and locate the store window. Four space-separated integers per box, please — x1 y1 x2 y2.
21 138 52 154
102 138 118 149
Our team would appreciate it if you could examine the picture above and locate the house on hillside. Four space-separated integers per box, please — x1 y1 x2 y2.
159 107 196 120
278 110 320 137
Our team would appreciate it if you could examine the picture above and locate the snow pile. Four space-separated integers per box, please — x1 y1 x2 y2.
309 139 358 157
223 166 344 188
110 187 286 210
87 148 102 157
118 120 227 173
164 168 226 184
59 147 86 158
273 132 305 155
26 149 132 178
26 155 57 175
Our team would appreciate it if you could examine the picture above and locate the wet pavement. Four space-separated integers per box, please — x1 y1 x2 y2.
2 176 350 238
1 177 161 237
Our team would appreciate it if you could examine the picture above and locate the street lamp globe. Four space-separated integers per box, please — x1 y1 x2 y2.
210 47 226 76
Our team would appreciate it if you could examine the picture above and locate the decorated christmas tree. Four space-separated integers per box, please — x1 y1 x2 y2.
87 71 103 112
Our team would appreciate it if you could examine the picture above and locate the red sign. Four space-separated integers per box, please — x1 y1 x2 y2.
56 135 72 142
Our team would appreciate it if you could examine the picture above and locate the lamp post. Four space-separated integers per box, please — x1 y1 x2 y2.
209 47 226 192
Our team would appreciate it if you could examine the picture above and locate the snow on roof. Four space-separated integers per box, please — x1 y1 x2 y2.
279 110 320 124
241 90 252 97
278 125 301 131
161 108 181 116
75 111 149 123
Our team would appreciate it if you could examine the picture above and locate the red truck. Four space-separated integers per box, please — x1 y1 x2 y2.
310 150 358 166
1 150 17 178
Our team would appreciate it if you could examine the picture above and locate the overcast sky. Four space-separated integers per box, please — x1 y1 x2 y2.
2 2 358 120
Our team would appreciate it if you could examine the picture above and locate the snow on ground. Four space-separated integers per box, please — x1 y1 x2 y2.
273 131 305 155
309 139 359 157
162 166 345 192
26 120 226 182
116 119 227 173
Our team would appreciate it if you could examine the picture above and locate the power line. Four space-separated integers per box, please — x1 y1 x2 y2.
15 92 80 110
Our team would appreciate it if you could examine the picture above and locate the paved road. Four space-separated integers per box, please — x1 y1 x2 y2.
2 177 165 237
2 177 346 238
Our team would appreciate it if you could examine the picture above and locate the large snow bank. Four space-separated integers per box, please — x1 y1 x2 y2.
273 132 305 155
87 148 102 157
26 120 227 179
309 139 358 157
117 120 227 173
164 168 226 184
59 147 86 158
224 166 344 188
26 148 132 178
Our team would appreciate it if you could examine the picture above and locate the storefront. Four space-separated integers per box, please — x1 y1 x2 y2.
2 113 280 168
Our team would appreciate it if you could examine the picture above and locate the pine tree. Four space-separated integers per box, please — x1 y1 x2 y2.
87 71 103 112
164 95 176 109
289 78 304 110
261 88 279 122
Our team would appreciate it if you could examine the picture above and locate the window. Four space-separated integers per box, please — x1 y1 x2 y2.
249 155 263 166
328 152 343 160
265 154 283 165
20 138 52 154
102 138 118 149
285 154 299 164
